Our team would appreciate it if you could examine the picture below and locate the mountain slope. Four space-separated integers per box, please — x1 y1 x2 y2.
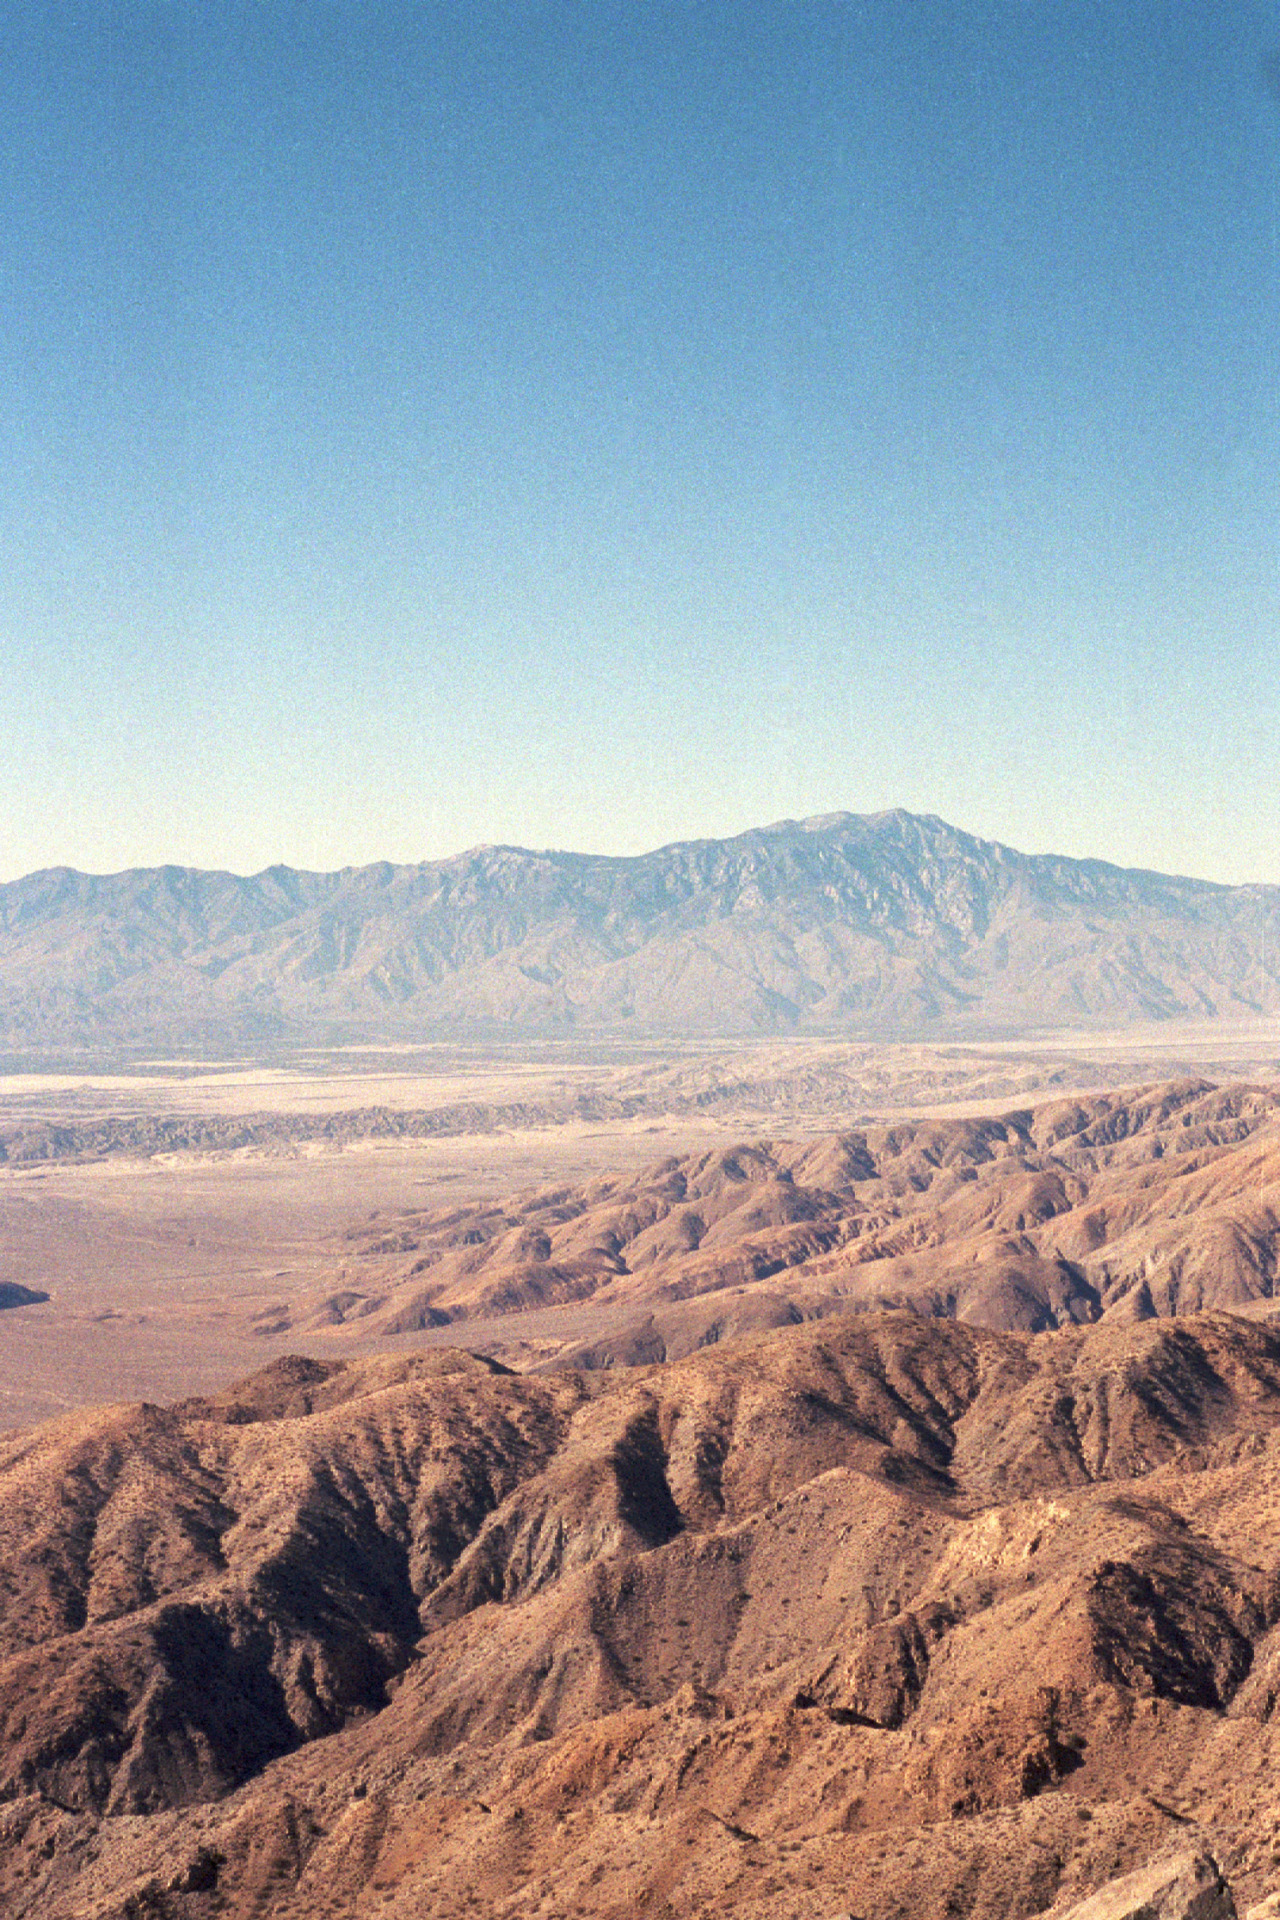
251 1078 1280 1346
5 1314 1280 1916
2 811 1277 1045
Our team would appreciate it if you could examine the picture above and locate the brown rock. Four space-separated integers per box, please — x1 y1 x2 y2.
1048 1849 1236 1919
2 1307 1280 1914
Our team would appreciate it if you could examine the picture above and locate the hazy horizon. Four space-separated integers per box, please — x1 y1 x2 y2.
4 3 1277 888
0 802 1273 891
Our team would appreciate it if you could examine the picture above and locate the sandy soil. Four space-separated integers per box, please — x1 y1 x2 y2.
0 1124 728 1426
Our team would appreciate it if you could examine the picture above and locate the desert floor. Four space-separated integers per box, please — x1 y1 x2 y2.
2 1023 1278 1429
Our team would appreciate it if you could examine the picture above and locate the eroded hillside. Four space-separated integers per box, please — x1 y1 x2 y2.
4 1309 1280 1916
263 1078 1280 1351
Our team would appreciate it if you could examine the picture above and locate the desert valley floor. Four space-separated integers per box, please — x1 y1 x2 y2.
4 1027 1279 1424
4 1031 1280 1916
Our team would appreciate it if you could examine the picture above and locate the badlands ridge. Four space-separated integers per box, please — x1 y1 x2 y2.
3 1082 1280 1913
268 1077 1280 1352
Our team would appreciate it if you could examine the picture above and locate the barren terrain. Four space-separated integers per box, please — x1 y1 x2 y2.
4 1311 1280 1916
5 810 1280 1048
3 1031 1279 1425
3 1039 1280 1915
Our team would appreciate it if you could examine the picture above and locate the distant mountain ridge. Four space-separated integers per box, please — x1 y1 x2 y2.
1 809 1277 1047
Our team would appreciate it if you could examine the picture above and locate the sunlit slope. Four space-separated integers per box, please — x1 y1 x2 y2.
262 1078 1280 1342
7 1313 1280 1914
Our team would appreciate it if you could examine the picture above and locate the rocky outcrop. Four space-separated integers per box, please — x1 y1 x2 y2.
1048 1850 1236 1919
0 1282 48 1309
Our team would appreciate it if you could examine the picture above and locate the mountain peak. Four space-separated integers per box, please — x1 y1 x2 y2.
0 813 1274 1048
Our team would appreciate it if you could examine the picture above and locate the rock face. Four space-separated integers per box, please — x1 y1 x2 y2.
264 1079 1280 1341
5 1312 1280 1915
1 809 1278 1046
1050 1850 1236 1919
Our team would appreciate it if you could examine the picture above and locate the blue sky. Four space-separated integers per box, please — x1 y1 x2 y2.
2 1 1277 882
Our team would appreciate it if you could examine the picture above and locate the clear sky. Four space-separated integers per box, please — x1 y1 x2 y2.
2 1 1278 884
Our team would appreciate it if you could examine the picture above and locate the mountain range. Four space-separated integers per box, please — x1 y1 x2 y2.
2 810 1277 1046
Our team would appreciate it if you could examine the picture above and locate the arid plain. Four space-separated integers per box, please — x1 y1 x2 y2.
2 1026 1278 1427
